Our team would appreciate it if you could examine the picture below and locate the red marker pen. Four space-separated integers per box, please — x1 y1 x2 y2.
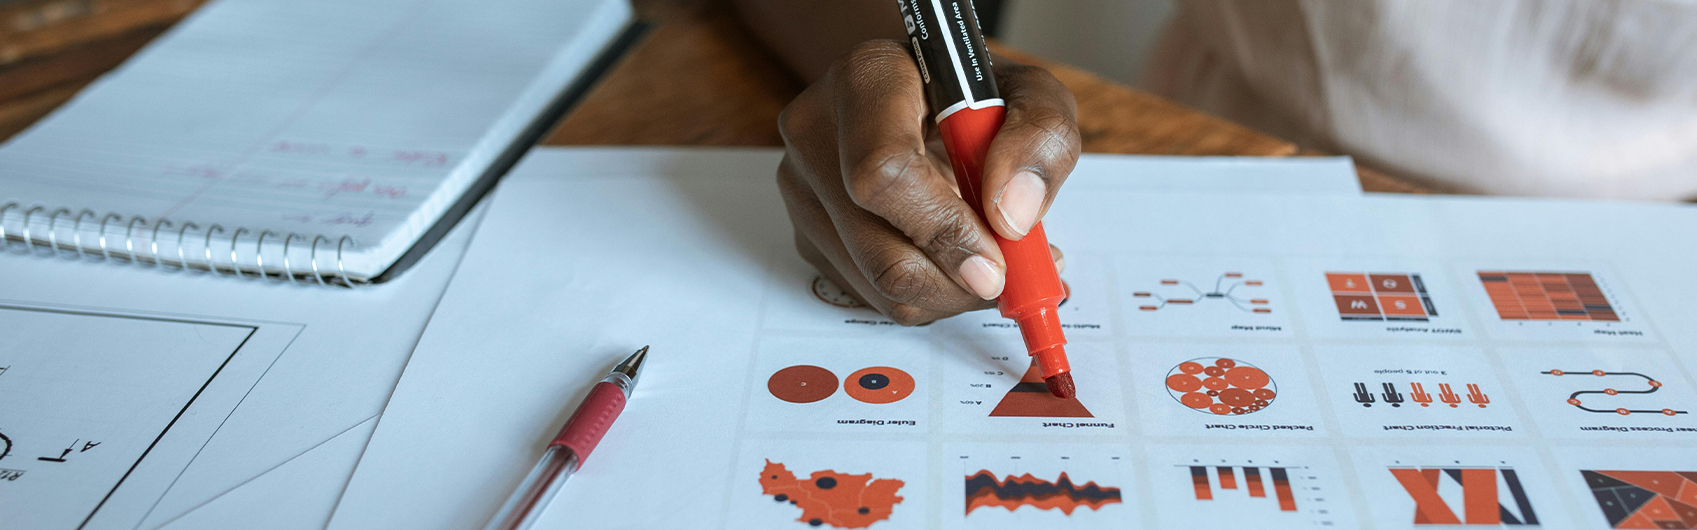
897 0 1074 398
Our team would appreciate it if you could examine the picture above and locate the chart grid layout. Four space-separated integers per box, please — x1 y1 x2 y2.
1477 272 1620 321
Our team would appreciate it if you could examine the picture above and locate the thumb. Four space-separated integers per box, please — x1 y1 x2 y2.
979 61 1081 241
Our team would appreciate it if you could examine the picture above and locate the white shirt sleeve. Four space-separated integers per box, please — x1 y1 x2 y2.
1144 0 1697 200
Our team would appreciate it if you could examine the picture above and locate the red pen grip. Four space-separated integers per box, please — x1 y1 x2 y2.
550 381 627 465
939 107 1068 339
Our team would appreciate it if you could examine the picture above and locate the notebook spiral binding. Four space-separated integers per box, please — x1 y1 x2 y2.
0 201 360 287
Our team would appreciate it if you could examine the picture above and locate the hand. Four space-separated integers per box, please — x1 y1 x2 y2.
776 40 1080 326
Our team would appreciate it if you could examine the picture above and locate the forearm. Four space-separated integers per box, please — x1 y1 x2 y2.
729 0 905 82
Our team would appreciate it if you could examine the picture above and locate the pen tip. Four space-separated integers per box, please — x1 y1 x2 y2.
613 346 649 380
1044 372 1076 399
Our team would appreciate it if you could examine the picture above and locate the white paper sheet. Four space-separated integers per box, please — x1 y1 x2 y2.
334 148 1696 529
0 0 631 279
0 201 480 529
0 307 298 529
157 418 378 530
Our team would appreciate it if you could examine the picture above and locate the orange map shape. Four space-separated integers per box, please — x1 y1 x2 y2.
759 460 904 528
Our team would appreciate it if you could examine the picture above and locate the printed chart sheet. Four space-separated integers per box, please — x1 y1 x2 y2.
334 149 1697 530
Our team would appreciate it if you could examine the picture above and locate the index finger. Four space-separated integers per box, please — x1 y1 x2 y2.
829 40 1009 301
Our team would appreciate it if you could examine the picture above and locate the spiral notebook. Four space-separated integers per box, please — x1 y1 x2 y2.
0 0 638 285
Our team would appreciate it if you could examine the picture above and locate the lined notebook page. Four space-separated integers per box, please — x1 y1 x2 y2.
0 0 630 280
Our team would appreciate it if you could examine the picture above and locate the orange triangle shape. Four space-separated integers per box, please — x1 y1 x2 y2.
1606 471 1688 499
988 363 1092 418
1635 496 1678 522
1617 510 1662 529
1666 497 1697 528
1677 475 1697 508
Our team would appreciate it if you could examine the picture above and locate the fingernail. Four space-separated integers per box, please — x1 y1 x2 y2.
995 171 1045 238
959 255 1005 300
1053 254 1067 274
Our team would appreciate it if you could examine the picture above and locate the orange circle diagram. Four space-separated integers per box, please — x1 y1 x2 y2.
845 367 915 404
769 365 839 403
1165 357 1277 416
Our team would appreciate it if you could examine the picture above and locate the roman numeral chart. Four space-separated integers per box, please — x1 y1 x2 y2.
1388 467 1541 526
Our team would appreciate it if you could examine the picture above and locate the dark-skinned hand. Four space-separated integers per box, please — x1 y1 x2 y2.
776 40 1081 325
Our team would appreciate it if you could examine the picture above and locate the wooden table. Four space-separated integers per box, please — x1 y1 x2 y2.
0 0 1426 193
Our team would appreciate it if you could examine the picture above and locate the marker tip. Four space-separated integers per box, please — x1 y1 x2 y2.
1044 372 1076 399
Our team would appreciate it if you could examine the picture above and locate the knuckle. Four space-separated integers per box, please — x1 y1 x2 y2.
776 158 827 216
777 97 820 148
1009 63 1069 94
886 303 934 327
1002 63 1078 114
909 206 980 257
997 61 1040 81
793 229 819 259
775 157 803 195
1030 110 1080 147
846 148 928 211
1016 109 1082 171
834 40 912 77
832 41 918 98
866 247 936 304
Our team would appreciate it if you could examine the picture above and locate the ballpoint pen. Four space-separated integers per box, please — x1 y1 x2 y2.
483 346 648 530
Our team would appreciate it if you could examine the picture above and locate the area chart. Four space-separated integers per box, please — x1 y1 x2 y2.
964 470 1123 515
